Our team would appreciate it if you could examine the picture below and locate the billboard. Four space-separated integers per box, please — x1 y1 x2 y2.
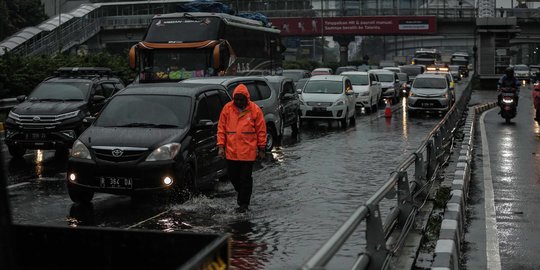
270 16 437 36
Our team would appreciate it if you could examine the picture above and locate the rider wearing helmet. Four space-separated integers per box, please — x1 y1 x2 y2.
497 67 520 106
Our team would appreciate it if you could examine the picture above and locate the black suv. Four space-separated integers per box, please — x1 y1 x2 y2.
67 82 230 203
4 67 124 158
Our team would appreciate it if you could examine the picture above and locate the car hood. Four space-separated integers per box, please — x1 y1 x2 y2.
411 88 447 97
302 93 342 103
352 85 369 93
79 126 188 149
13 101 86 115
380 82 395 88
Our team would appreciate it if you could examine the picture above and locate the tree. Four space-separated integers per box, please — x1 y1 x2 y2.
0 0 47 41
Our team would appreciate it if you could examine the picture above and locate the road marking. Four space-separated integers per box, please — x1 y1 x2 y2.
126 209 172 229
480 108 502 270
7 182 30 190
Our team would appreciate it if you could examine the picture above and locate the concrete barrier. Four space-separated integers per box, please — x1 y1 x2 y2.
431 101 497 269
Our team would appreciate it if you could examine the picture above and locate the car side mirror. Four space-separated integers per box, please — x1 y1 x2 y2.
92 95 106 103
83 116 96 127
196 119 214 128
346 90 354 95
296 89 302 94
16 95 27 103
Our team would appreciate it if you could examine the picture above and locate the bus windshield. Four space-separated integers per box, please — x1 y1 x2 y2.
144 17 220 43
139 49 214 82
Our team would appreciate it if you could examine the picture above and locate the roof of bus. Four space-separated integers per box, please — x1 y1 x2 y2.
151 12 280 33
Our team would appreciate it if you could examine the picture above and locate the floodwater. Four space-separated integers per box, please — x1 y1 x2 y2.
5 93 457 269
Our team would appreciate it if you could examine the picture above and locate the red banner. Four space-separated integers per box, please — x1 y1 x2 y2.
269 16 437 36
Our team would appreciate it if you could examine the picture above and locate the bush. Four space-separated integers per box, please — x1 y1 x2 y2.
0 52 135 99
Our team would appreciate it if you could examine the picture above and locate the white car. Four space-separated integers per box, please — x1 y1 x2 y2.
341 71 381 113
299 75 356 127
370 69 400 103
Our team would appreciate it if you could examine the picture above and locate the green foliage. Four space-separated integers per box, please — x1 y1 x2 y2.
0 52 135 99
0 0 47 41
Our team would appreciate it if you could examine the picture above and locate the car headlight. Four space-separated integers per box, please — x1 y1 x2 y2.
71 140 92 160
409 91 415 97
56 110 80 121
146 143 181 161
8 111 20 121
334 100 345 106
361 92 369 96
441 92 448 98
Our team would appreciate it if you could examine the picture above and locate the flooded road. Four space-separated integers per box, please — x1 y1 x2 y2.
4 81 468 269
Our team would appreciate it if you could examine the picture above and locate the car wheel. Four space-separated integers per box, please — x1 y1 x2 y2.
265 125 276 152
350 112 356 125
8 145 26 159
175 164 196 201
340 110 349 128
67 182 94 204
291 113 300 135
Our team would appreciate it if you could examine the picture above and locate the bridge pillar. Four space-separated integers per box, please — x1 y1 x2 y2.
333 36 355 65
476 17 519 89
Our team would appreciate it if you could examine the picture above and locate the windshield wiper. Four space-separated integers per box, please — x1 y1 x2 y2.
63 98 84 101
117 123 179 128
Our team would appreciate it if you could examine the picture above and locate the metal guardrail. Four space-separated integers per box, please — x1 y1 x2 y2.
302 79 473 270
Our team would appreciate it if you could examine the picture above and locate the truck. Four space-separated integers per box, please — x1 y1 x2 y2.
450 52 470 77
0 141 230 270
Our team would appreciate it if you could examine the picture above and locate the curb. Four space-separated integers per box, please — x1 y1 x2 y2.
431 101 497 269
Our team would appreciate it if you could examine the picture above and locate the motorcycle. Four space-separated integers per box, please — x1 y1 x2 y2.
499 87 518 124
533 81 540 124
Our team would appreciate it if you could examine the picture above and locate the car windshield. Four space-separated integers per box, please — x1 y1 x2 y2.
282 71 304 82
397 74 408 81
295 79 308 90
28 82 90 101
413 78 447 89
514 65 528 71
304 80 343 94
346 74 369 85
376 74 394 82
400 67 422 76
95 95 191 128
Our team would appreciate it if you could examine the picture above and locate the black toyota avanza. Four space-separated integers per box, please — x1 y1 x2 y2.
66 83 230 203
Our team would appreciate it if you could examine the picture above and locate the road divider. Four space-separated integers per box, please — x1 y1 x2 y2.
432 101 497 270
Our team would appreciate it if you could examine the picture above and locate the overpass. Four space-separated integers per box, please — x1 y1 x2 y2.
1 1 540 83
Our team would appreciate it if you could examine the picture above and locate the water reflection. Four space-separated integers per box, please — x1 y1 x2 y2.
68 203 95 227
228 221 270 270
35 150 44 179
402 97 409 139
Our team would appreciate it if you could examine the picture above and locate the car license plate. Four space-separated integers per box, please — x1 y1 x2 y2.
26 133 46 140
98 176 133 189
313 107 326 111
421 102 434 107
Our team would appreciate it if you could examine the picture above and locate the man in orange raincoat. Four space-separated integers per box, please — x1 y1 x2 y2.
218 84 267 213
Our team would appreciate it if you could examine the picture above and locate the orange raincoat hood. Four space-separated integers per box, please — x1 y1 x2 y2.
232 84 251 102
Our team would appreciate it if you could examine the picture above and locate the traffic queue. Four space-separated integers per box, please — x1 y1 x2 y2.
3 61 462 205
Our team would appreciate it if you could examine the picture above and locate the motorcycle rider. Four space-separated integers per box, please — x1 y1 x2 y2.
497 67 520 107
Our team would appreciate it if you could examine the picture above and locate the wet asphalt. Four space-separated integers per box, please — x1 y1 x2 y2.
2 81 469 269
465 85 540 270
